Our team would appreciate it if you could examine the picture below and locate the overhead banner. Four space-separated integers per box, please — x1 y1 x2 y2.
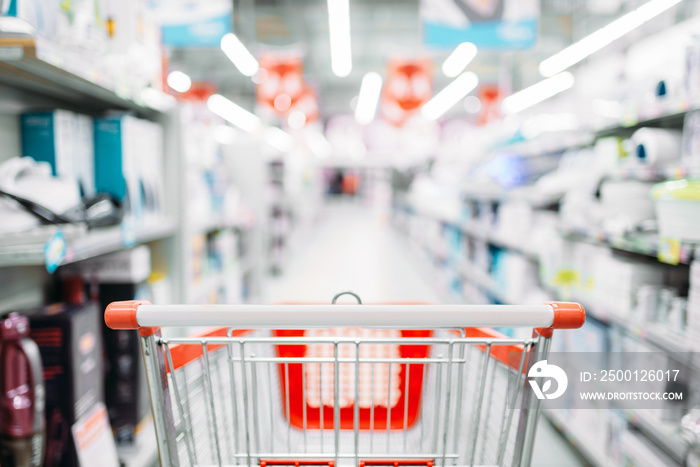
421 0 538 50
256 53 320 126
148 0 233 48
381 59 433 127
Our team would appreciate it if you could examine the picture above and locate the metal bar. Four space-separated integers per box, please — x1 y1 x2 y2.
354 342 360 467
213 356 466 364
140 334 180 466
497 345 529 467
319 360 325 453
519 336 551 467
370 362 375 453
228 452 460 459
238 342 252 467
451 341 468 463
251 355 261 457
226 341 240 464
301 362 308 453
479 350 498 465
285 362 291 454
386 361 393 453
403 362 410 452
163 336 533 346
268 362 275 455
137 304 557 328
163 345 196 466
202 343 223 466
333 342 340 466
199 357 217 461
213 355 234 463
432 354 443 454
468 344 492 467
441 342 455 467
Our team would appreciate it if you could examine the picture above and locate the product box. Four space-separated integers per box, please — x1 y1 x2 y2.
98 282 152 445
59 245 151 284
26 302 104 466
20 110 75 181
94 114 164 220
73 113 95 198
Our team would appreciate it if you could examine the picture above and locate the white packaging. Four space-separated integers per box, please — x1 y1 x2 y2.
600 180 656 234
72 113 95 198
630 127 683 168
59 245 151 283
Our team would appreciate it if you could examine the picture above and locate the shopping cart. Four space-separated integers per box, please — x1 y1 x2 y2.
104 294 585 467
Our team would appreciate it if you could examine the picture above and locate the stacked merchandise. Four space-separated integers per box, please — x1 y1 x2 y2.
1 0 165 100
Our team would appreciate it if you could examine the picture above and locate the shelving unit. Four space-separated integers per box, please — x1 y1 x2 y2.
0 218 177 268
546 411 616 467
0 36 170 115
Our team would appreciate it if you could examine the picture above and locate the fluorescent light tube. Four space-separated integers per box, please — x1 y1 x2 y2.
421 72 479 121
501 72 575 114
442 42 478 78
539 0 682 77
265 127 295 152
327 0 352 77
355 72 383 125
221 33 260 77
167 71 192 93
207 94 261 133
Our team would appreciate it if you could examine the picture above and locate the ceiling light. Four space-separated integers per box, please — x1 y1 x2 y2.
213 125 238 145
539 0 682 77
355 72 383 125
207 94 261 133
221 33 260 77
167 71 192 93
501 72 575 114
327 0 352 77
265 127 295 152
288 111 307 129
442 42 478 78
421 72 479 121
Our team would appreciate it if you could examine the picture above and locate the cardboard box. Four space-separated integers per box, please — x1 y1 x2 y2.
27 302 104 466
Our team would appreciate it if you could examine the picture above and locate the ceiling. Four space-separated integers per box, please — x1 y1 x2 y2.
170 0 697 118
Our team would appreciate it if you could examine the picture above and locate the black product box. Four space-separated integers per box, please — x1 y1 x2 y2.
98 283 151 445
27 302 104 467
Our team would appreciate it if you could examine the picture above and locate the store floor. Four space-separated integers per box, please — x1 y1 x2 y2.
264 200 587 467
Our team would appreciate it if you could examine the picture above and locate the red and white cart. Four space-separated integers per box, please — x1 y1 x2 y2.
104 294 585 467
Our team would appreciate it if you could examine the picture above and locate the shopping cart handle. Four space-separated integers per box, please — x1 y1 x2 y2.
105 300 585 336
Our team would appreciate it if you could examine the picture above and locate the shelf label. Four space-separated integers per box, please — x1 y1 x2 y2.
43 229 67 273
72 403 119 467
658 237 681 265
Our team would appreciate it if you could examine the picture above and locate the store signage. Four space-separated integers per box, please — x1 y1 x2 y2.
149 0 233 48
421 0 538 50
381 59 433 126
256 53 320 126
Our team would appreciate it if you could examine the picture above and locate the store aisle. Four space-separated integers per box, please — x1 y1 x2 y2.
264 201 586 467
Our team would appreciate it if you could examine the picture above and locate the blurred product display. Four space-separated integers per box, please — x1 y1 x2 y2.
2 0 700 466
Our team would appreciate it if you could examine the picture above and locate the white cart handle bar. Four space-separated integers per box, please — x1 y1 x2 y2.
105 300 585 337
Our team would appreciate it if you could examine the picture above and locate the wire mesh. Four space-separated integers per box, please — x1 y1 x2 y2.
158 330 535 467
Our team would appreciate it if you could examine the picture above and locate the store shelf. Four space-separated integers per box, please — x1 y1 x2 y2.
546 411 616 467
187 272 226 303
0 218 177 268
624 409 690 465
0 36 169 114
596 96 700 138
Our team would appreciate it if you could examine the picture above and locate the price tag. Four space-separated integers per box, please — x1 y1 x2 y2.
43 229 67 273
658 237 681 265
71 403 119 467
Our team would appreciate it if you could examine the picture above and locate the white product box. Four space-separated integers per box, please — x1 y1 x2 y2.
73 113 95 198
59 245 151 283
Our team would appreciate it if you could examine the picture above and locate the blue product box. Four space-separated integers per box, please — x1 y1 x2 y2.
94 115 141 218
20 110 74 180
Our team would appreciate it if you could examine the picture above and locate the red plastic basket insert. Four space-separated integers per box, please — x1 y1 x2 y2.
274 328 432 431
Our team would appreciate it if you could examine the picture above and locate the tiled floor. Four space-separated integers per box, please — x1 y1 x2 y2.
265 201 586 467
